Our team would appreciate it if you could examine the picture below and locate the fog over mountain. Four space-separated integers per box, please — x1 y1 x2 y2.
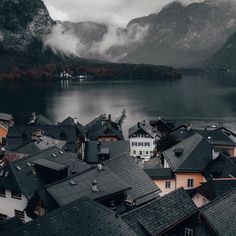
43 0 236 67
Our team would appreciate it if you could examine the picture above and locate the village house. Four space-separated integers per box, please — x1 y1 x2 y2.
129 121 160 159
26 152 160 218
144 134 213 196
0 113 14 145
188 179 236 207
83 140 130 164
85 114 124 141
170 125 236 157
0 146 91 222
6 114 86 153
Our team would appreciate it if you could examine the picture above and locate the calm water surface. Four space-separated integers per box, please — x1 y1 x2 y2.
2 73 236 137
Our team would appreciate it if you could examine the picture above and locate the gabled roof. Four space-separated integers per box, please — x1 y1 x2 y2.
60 116 76 125
84 140 130 163
203 153 236 180
163 134 213 173
129 121 157 138
170 128 236 147
201 188 236 236
0 113 13 122
144 168 174 179
105 153 160 206
122 188 197 236
85 115 124 140
46 166 130 206
7 125 82 152
12 136 66 155
188 179 236 201
35 114 55 126
0 147 90 197
4 197 136 236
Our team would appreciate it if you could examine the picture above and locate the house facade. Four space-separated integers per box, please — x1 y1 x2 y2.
129 121 159 158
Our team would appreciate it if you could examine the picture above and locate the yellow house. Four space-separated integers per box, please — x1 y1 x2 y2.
144 133 212 196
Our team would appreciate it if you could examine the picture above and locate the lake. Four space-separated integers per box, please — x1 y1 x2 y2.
2 73 236 137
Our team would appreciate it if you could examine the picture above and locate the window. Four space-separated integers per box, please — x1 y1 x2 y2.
187 179 194 188
145 142 150 147
146 151 149 155
0 187 6 198
202 198 207 205
0 213 7 223
185 227 193 236
139 151 142 155
11 190 22 200
132 142 137 147
14 210 25 219
165 181 171 189
138 142 143 147
133 150 136 155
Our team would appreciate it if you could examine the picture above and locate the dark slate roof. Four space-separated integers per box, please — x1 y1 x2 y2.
144 168 174 179
0 217 24 233
129 121 157 138
60 117 87 138
46 166 130 206
105 154 160 206
122 188 197 236
85 115 124 140
12 142 41 155
0 147 90 198
7 125 82 152
143 157 161 169
201 188 236 236
84 140 130 163
0 113 13 122
35 114 55 126
93 123 124 140
163 134 213 173
203 153 236 180
4 197 137 236
188 179 236 201
170 128 236 147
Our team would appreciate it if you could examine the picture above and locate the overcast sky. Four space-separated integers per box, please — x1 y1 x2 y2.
44 0 205 27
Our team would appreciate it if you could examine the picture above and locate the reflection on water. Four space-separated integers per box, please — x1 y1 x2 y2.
1 74 236 137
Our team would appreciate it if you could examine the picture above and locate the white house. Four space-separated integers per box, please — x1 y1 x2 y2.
129 121 160 158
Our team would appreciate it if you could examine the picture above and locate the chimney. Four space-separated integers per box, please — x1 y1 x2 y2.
32 129 42 141
97 161 103 171
91 180 98 192
186 123 192 131
174 148 184 157
73 118 78 124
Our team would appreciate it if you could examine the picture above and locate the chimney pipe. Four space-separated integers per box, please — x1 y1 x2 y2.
91 180 98 192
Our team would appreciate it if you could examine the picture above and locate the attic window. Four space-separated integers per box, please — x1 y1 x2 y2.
16 166 21 171
69 180 77 186
174 148 184 157
59 150 64 155
51 153 56 158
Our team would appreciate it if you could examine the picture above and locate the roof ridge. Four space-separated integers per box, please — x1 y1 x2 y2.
122 188 185 217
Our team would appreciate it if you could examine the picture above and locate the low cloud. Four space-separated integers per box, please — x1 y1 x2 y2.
43 23 149 62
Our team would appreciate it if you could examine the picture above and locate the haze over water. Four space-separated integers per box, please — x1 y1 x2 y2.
2 74 236 137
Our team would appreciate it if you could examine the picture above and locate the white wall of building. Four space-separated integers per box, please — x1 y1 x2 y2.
0 189 32 222
129 135 155 157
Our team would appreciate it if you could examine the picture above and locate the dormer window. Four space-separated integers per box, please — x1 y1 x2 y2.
11 190 21 200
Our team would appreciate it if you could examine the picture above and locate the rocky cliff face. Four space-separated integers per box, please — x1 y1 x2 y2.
0 0 54 51
119 0 236 67
203 31 236 69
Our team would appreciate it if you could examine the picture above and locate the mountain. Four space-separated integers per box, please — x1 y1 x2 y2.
118 0 236 67
0 0 58 72
203 31 236 69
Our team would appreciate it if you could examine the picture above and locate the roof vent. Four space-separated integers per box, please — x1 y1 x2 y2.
16 166 22 171
51 153 56 158
97 163 103 171
92 180 98 192
69 180 77 186
26 162 31 167
174 148 184 157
